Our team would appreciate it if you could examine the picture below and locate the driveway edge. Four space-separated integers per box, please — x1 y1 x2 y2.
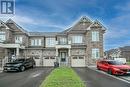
87 66 130 84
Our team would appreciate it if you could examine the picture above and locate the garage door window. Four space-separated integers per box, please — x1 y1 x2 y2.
45 57 49 59
45 57 55 59
73 56 84 59
50 57 55 59
79 57 84 59
73 57 77 59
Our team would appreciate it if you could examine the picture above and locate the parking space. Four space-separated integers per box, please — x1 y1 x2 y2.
0 67 53 87
74 67 130 87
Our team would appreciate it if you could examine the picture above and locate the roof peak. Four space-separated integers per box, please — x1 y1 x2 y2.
79 16 92 23
6 18 14 23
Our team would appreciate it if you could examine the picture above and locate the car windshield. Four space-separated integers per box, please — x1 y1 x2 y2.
14 59 25 62
107 61 124 65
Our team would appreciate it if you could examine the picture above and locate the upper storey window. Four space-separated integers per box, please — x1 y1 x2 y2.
31 39 41 46
46 38 55 47
59 37 67 45
0 31 5 42
92 31 99 41
15 36 23 44
72 35 83 44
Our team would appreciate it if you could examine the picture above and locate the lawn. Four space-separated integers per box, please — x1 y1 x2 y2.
127 61 130 65
40 67 86 87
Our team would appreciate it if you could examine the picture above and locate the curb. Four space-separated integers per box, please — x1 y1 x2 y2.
119 76 130 82
87 66 130 84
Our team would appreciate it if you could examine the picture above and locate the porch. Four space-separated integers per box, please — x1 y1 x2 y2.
55 42 71 67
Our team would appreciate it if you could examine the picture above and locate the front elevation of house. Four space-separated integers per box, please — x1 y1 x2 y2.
0 16 106 67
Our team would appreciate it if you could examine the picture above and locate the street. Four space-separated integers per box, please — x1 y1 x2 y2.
0 67 53 87
74 67 130 87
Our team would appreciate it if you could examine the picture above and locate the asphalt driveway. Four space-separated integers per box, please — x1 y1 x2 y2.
0 67 53 87
73 67 130 87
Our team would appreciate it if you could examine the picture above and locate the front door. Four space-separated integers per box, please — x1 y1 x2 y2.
60 52 67 62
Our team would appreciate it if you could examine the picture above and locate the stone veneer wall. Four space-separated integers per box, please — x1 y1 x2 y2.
86 28 104 65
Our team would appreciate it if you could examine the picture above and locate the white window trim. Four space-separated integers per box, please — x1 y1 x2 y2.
0 31 5 42
15 36 23 44
31 39 42 46
72 35 83 44
92 48 100 59
59 37 67 44
92 31 99 41
46 38 55 47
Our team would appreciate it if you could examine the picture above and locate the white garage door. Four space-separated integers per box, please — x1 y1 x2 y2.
34 58 41 66
44 57 56 66
71 56 85 67
33 57 41 66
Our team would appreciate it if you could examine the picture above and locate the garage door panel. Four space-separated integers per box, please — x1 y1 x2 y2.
71 56 85 67
34 59 41 66
44 57 56 66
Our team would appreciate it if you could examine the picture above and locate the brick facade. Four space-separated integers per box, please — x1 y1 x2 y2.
0 16 106 67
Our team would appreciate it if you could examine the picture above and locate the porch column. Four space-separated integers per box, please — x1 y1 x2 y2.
56 48 58 56
56 48 60 66
4 49 9 62
16 47 19 59
68 48 71 56
68 48 71 66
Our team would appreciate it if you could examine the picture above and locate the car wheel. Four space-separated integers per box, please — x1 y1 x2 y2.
20 66 25 72
31 65 35 68
97 66 100 70
3 70 7 73
108 69 113 75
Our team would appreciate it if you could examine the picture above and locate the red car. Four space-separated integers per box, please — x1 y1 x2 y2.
97 60 130 75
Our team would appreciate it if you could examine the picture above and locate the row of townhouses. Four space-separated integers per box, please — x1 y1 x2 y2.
105 46 130 61
0 16 106 67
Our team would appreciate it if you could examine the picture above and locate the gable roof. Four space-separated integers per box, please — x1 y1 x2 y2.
66 16 106 33
68 16 92 32
119 46 130 51
1 16 106 36
87 20 106 31
0 20 10 29
6 19 28 34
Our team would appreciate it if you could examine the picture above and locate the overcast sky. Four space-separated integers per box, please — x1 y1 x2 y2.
1 0 130 50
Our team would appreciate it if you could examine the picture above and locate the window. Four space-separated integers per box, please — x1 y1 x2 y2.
0 31 5 42
72 36 83 43
15 36 23 44
92 31 99 41
46 38 55 47
92 48 100 59
31 39 41 46
59 37 67 44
